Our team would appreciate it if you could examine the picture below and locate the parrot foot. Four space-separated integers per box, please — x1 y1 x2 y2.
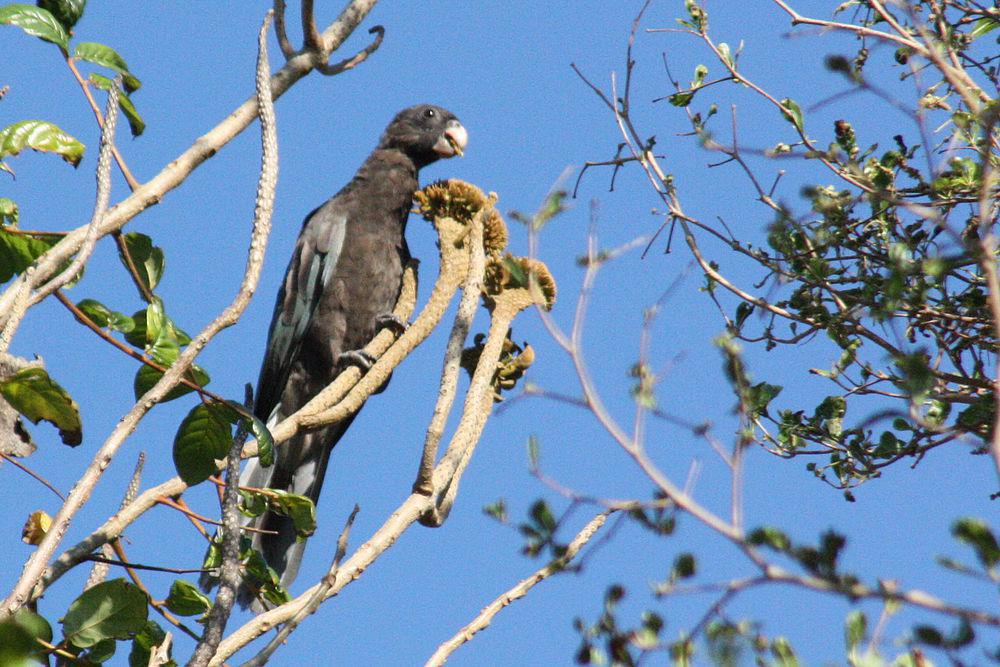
337 349 377 372
375 313 409 335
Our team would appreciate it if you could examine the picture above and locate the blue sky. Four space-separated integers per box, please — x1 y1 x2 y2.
2 1 996 664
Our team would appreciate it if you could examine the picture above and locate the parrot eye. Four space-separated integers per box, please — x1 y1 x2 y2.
424 108 436 118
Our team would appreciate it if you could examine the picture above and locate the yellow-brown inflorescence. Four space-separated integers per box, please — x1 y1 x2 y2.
483 254 557 312
461 331 536 402
414 179 508 258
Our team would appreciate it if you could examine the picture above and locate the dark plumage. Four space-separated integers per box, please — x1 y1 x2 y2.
238 104 467 607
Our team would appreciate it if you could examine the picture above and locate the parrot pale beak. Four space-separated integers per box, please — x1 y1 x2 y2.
434 120 468 158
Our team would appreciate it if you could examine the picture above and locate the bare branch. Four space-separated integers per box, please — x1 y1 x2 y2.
316 25 385 76
426 511 614 666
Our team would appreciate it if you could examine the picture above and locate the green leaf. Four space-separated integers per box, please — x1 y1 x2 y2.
970 17 999 40
118 232 163 294
734 302 753 328
894 352 934 400
0 620 35 667
0 608 52 665
164 580 211 617
770 637 798 666
0 366 81 446
748 526 790 551
779 98 804 132
0 120 84 166
62 579 148 649
952 517 1000 568
913 625 943 646
172 402 232 485
0 227 58 283
529 499 557 533
264 489 317 538
133 363 209 403
129 621 173 667
747 382 782 417
89 74 145 137
74 42 141 92
0 4 68 48
37 0 85 28
239 489 267 517
76 298 134 332
123 303 192 349
670 552 696 580
82 637 117 663
844 610 866 652
527 434 540 469
483 498 508 523
0 197 18 225
225 400 273 467
717 42 734 69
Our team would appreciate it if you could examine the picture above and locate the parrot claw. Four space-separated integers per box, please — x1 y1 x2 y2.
375 313 409 335
337 349 377 372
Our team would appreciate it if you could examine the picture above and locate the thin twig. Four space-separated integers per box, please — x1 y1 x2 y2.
0 451 64 500
317 25 385 76
241 505 360 667
426 511 613 666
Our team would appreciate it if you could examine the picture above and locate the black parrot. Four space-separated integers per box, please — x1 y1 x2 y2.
237 104 467 606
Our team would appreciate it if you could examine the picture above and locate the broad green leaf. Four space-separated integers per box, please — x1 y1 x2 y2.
0 4 68 48
164 580 211 617
128 620 171 667
244 550 291 606
133 363 209 402
89 74 145 137
62 579 148 649
172 402 232 485
0 227 58 283
239 489 267 517
952 517 1000 568
118 232 164 294
0 366 82 446
11 608 52 645
0 608 51 666
0 197 18 225
225 399 273 467
747 382 782 417
0 620 35 667
124 305 192 349
0 120 84 166
74 42 141 92
779 98 804 133
668 91 695 107
82 638 117 663
76 298 134 332
37 0 85 28
265 489 317 538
